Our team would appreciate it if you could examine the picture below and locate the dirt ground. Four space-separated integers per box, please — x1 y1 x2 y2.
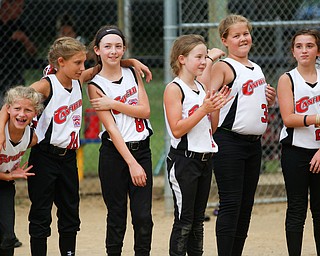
13 194 318 256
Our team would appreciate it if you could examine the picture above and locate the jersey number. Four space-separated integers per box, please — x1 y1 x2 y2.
261 104 268 123
315 129 320 141
135 118 145 132
67 132 79 149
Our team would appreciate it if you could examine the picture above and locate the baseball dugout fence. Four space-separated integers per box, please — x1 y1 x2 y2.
6 0 320 207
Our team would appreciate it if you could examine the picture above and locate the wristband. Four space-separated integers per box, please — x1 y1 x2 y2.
303 115 309 127
206 55 214 63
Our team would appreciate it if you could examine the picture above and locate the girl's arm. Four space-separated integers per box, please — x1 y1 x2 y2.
81 59 152 84
0 162 34 181
90 68 150 119
0 105 9 151
164 82 224 139
87 84 147 187
277 73 317 128
198 48 225 87
121 59 152 83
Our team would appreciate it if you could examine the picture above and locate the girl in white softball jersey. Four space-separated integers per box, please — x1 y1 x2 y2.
164 34 229 256
198 14 276 256
0 86 42 256
278 29 320 256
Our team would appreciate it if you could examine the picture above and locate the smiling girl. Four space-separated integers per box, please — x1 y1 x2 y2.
0 86 43 256
87 25 153 255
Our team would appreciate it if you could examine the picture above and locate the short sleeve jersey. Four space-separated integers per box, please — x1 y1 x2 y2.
90 67 152 142
164 77 218 153
0 122 31 173
280 68 320 149
219 58 268 135
35 74 82 149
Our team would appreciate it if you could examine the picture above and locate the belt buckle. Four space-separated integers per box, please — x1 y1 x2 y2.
201 153 208 161
58 148 68 156
129 142 140 151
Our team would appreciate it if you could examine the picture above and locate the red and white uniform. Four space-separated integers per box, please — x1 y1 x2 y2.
90 67 152 141
280 68 320 149
219 58 268 135
0 122 31 173
35 74 82 149
164 77 217 153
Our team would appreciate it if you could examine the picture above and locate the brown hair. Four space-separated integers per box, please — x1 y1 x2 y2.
218 14 252 40
170 34 206 76
47 37 86 69
291 29 320 51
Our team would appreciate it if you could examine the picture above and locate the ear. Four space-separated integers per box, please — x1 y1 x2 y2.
93 45 100 56
57 57 65 67
221 37 228 48
178 55 185 65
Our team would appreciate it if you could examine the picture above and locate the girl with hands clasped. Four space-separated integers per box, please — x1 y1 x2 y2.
277 29 320 255
88 25 153 255
198 14 276 256
0 86 43 256
164 34 229 256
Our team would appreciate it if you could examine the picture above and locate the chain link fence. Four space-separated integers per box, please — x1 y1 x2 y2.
5 0 320 204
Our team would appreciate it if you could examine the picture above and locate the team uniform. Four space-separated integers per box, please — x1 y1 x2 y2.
0 122 33 255
27 74 82 255
164 77 217 255
213 58 268 255
279 68 320 254
90 67 153 255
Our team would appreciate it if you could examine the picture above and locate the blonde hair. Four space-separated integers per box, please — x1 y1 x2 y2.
170 34 206 76
48 37 86 69
219 14 252 40
5 86 44 114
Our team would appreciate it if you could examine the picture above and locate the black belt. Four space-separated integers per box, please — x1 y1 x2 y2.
170 147 213 162
126 138 149 151
218 128 261 142
38 144 73 156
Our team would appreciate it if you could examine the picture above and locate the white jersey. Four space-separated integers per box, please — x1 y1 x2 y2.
0 122 32 173
219 58 268 135
90 67 152 142
35 74 82 149
280 68 320 149
164 77 218 153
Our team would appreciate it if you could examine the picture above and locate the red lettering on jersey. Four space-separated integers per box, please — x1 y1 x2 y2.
296 95 320 113
188 105 200 116
242 78 266 96
112 86 137 115
0 151 25 165
54 99 82 124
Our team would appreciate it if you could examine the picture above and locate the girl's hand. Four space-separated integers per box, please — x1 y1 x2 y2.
131 59 153 83
128 161 147 187
90 90 114 111
10 162 35 180
266 84 276 107
207 48 226 62
310 149 320 173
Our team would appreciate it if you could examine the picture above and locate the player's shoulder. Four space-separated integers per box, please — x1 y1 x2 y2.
30 78 50 98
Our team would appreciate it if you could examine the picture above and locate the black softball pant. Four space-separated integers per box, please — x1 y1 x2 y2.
213 130 261 256
99 140 153 256
0 180 15 256
166 150 213 256
28 146 80 256
281 145 320 256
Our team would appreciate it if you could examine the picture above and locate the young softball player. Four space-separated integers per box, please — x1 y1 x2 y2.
164 34 229 255
87 25 153 255
277 29 320 255
198 14 276 255
0 86 43 256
